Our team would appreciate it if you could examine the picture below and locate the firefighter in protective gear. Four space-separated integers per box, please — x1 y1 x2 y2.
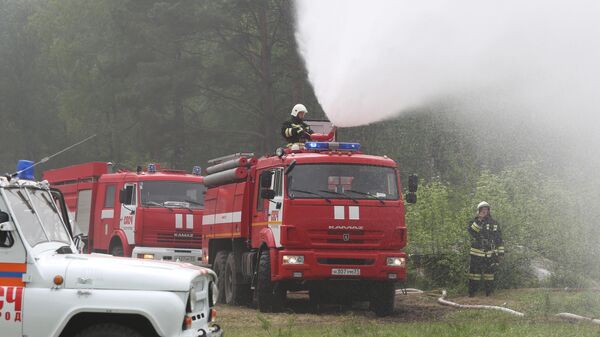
467 201 504 297
281 104 314 145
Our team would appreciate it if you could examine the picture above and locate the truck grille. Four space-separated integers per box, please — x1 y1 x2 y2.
307 229 384 247
155 232 202 245
317 258 374 265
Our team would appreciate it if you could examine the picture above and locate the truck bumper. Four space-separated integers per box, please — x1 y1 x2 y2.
132 246 203 265
272 249 406 282
181 324 223 337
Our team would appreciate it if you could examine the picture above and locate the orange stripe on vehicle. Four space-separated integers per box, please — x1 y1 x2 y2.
0 277 25 286
0 263 27 272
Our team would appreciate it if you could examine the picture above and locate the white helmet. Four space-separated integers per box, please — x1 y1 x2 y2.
477 201 491 211
291 104 308 117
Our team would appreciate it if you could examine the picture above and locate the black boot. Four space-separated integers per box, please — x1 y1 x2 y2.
485 280 494 296
468 280 478 297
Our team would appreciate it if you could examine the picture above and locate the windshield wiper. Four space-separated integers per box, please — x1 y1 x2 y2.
41 193 58 211
345 189 385 205
143 200 165 207
163 201 193 213
289 189 331 203
17 191 35 213
318 190 358 204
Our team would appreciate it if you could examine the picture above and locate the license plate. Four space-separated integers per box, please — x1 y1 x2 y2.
176 256 195 262
331 268 360 276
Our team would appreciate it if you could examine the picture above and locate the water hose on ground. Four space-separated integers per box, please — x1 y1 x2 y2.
555 313 600 325
437 290 525 317
399 288 600 325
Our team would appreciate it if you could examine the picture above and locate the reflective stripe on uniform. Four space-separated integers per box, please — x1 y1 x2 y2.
470 247 486 257
497 246 505 253
468 273 482 280
483 273 495 281
471 222 480 232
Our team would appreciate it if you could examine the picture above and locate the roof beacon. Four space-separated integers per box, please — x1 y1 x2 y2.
16 160 35 180
148 163 157 173
304 142 361 152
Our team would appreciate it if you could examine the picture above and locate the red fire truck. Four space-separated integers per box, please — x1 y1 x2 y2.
202 140 418 316
43 162 206 264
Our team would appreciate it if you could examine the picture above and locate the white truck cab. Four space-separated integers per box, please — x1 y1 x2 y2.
0 175 222 337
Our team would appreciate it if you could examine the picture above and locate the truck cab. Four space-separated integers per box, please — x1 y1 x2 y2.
202 141 417 316
0 164 221 337
44 162 205 264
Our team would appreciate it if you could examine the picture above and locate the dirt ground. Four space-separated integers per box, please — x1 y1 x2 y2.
217 290 457 329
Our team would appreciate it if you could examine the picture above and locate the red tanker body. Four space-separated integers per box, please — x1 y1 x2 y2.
43 162 206 264
202 142 417 316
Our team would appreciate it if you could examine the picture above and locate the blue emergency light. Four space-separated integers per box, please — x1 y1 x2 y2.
192 166 201 175
338 142 361 151
148 163 157 173
16 160 35 180
304 142 329 150
305 142 361 151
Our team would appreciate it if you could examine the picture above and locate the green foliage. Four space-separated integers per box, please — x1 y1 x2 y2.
406 161 595 291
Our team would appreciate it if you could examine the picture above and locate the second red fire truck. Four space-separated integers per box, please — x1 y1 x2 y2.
202 140 417 316
43 162 205 264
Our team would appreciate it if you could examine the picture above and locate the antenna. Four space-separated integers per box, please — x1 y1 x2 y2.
9 134 97 179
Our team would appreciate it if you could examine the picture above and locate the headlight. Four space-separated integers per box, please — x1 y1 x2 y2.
137 253 154 260
209 281 218 307
188 287 197 312
282 255 304 264
386 257 406 267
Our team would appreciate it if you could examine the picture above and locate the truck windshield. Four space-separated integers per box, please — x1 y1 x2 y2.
287 164 399 200
140 181 205 209
4 187 71 247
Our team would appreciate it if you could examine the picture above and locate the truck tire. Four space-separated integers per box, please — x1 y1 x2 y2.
213 251 229 304
74 323 143 337
257 249 285 312
370 281 395 317
225 252 250 305
110 244 124 257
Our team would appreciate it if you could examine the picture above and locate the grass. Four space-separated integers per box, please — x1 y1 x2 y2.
217 289 600 337
225 321 600 337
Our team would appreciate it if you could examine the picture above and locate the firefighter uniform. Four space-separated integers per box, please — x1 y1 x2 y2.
281 116 313 145
468 215 504 296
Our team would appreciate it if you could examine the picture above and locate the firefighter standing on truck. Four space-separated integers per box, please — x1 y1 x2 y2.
281 103 313 145
468 201 505 297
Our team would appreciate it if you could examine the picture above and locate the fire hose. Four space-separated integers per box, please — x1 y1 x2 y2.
436 290 525 317
397 289 600 324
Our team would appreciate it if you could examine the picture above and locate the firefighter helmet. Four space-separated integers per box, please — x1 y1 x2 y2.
477 201 491 211
291 104 308 117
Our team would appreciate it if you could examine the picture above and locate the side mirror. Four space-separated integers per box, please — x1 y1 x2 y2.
0 211 15 231
284 160 297 175
405 192 417 204
260 171 274 189
408 174 418 193
119 188 132 205
261 189 276 200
